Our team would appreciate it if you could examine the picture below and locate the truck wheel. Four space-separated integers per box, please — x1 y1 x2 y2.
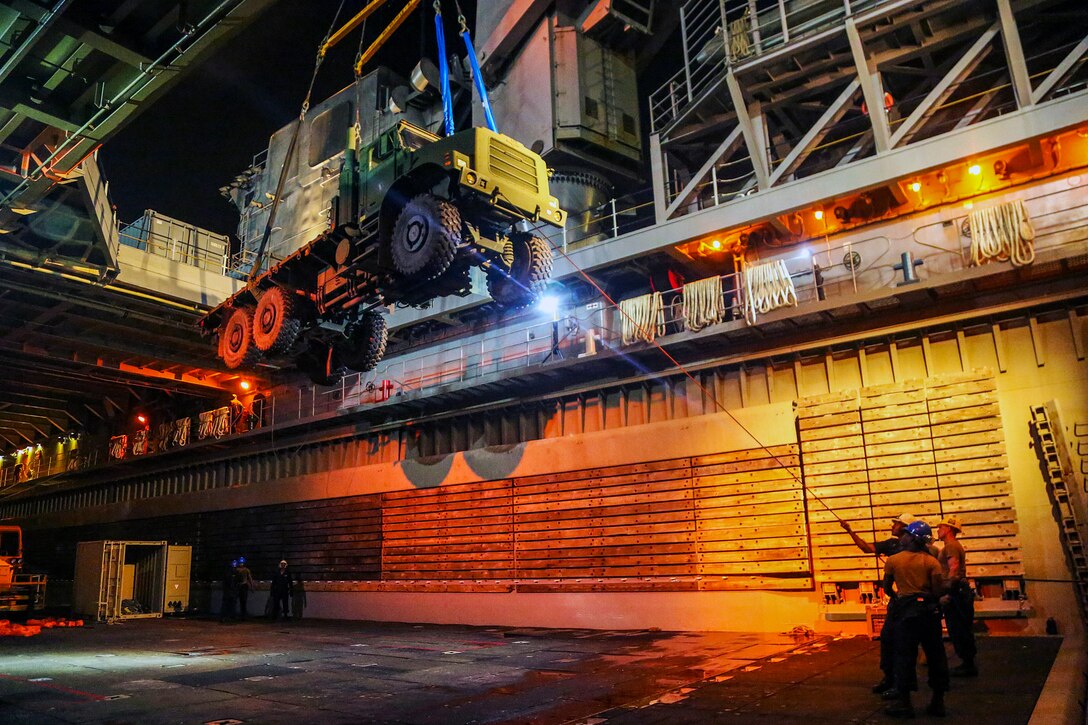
253 286 304 354
391 193 459 279
344 311 388 372
487 234 553 309
297 343 346 387
219 306 261 369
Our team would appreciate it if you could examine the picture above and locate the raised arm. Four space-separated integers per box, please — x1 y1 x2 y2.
840 520 876 554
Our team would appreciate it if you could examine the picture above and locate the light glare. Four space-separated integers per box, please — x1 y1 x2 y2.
538 295 560 316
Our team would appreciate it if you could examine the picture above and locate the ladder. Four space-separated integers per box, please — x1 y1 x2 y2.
1030 402 1088 619
99 542 124 622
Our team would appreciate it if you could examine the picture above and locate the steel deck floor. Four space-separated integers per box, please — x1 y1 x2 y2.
0 618 1062 724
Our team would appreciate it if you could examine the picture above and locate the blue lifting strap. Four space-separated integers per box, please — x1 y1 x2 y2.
434 9 455 136
461 29 497 133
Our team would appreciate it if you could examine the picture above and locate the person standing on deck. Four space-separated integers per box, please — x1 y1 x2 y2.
882 520 949 718
938 514 978 677
840 512 915 694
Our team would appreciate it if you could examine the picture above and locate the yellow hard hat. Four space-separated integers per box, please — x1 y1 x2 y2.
937 515 962 532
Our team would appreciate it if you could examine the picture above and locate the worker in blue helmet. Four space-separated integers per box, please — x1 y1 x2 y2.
841 512 915 694
881 520 949 718
234 558 254 621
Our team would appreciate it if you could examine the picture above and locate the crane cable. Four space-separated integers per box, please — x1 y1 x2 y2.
248 0 347 284
546 241 846 522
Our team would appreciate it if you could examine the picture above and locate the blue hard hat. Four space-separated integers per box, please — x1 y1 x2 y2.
238 556 246 564
231 559 239 567
906 520 932 542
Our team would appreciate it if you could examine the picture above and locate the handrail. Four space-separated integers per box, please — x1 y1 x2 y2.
3 183 1085 489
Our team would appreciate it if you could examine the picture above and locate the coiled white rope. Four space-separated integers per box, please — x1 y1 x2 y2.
682 276 726 332
744 259 797 324
969 199 1035 268
619 292 665 345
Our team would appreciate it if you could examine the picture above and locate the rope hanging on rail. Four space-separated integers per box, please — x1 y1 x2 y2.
619 292 665 345
743 259 797 324
682 276 726 332
728 10 752 61
968 199 1035 268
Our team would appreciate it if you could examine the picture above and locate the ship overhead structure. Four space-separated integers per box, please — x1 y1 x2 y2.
0 0 1087 641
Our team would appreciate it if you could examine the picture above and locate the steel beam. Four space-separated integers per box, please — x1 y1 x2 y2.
0 410 65 432
1032 34 1088 105
952 87 1001 131
768 80 860 186
890 25 999 147
0 427 35 445
846 17 891 153
665 125 744 218
996 0 1033 109
557 90 1088 277
726 70 769 189
0 0 73 86
650 133 668 225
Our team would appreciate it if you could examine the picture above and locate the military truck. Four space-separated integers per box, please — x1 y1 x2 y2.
201 120 565 385
0 525 46 613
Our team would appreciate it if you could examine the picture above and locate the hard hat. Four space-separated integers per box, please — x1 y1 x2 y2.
906 520 932 542
231 559 239 567
937 515 962 532
238 556 246 564
279 560 288 567
890 513 915 526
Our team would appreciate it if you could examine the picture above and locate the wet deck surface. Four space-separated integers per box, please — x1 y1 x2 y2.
0 618 1061 724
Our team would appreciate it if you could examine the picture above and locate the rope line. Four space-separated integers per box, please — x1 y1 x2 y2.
969 199 1036 268
743 258 797 324
682 276 726 332
547 242 845 521
619 292 665 344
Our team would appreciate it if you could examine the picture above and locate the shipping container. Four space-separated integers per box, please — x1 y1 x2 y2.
73 541 191 621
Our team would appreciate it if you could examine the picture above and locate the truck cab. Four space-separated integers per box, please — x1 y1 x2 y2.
0 525 46 612
205 112 565 385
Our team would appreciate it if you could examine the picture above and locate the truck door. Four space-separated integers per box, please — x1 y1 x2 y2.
362 129 397 217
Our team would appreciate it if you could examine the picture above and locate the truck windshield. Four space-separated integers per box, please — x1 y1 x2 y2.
0 531 19 557
398 124 437 151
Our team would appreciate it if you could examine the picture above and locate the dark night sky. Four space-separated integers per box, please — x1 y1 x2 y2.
104 0 476 235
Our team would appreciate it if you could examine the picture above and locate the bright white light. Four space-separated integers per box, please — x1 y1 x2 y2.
538 295 560 317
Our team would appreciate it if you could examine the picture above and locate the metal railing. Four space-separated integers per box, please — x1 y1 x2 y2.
659 43 1082 218
651 0 888 133
239 180 1088 425
118 225 232 275
3 180 1085 490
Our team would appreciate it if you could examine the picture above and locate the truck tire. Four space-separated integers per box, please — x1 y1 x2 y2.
344 311 388 372
253 286 304 354
297 342 346 387
487 234 553 309
391 193 459 279
219 305 261 369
